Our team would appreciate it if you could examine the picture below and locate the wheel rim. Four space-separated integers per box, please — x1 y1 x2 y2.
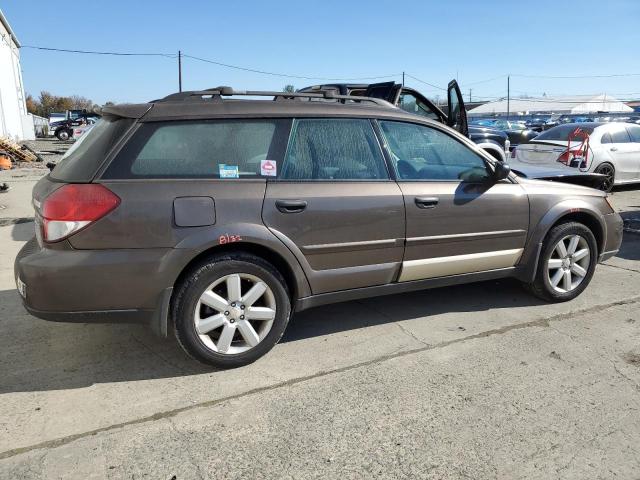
547 235 591 293
194 273 276 355
596 164 614 191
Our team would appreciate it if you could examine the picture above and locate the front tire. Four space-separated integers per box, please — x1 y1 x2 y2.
56 129 70 141
172 253 291 368
525 222 598 302
594 162 615 192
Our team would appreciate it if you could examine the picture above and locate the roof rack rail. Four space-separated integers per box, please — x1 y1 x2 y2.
158 86 392 107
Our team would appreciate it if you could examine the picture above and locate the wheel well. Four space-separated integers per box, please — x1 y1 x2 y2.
550 212 604 254
173 242 299 301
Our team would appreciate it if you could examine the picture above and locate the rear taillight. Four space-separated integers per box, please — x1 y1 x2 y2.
41 184 120 242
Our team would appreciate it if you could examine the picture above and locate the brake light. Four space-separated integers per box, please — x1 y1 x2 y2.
41 184 120 242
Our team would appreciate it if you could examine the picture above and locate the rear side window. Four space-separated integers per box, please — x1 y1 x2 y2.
280 118 388 180
103 119 290 179
50 117 133 182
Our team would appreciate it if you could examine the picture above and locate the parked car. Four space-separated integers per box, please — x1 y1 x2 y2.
511 122 640 191
488 119 539 148
15 87 623 368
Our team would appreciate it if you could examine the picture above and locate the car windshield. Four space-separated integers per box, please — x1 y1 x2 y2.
535 124 595 141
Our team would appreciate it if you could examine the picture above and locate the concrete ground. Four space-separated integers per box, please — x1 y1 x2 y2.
0 161 639 479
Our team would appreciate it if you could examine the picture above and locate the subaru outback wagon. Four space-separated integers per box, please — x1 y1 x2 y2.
15 86 623 368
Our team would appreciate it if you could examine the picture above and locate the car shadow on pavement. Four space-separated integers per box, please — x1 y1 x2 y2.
0 277 545 394
11 221 34 241
281 277 544 343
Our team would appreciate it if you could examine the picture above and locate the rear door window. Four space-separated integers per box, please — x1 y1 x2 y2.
103 119 291 179
610 127 631 144
280 118 388 180
626 125 640 142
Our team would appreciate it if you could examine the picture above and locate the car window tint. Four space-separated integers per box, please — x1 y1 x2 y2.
398 93 439 120
610 127 631 143
600 132 613 144
51 118 134 182
536 124 595 141
379 121 490 182
103 119 290 179
626 125 640 142
280 118 388 180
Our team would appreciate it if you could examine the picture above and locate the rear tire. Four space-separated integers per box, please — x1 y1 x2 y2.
594 162 615 192
525 222 598 302
172 252 291 368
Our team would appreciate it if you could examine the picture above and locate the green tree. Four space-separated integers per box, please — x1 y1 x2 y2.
282 84 295 93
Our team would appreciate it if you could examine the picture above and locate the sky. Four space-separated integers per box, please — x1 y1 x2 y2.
3 0 640 105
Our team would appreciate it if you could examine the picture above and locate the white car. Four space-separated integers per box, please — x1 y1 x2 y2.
510 122 640 191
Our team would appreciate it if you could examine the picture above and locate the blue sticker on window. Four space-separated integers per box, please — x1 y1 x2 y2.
219 164 239 179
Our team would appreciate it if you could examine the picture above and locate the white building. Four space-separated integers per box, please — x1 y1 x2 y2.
0 9 34 140
469 94 633 117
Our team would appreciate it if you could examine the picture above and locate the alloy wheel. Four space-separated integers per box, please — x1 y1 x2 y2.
546 234 591 293
596 164 614 192
194 273 276 354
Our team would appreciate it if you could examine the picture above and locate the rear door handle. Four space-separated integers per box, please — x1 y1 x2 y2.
414 196 439 209
275 199 307 214
610 147 618 151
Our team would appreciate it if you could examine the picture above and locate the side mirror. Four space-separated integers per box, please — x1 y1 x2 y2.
493 161 511 181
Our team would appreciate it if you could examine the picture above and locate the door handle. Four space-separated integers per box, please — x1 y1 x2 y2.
610 147 618 151
275 199 307 214
414 196 439 209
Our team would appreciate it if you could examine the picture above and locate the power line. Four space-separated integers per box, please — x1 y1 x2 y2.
461 74 508 86
404 73 447 91
512 72 640 79
183 54 401 81
22 45 177 57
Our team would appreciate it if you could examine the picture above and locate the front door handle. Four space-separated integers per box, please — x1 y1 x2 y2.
275 199 307 214
414 196 439 209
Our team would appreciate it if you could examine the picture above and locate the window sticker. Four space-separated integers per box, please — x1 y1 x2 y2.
260 159 277 177
219 164 239 179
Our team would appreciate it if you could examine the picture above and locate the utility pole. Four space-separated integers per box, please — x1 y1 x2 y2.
178 50 182 92
469 88 472 103
402 71 405 87
506 75 510 121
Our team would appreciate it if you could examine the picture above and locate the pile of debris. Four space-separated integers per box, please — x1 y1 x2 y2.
0 136 44 193
0 136 42 169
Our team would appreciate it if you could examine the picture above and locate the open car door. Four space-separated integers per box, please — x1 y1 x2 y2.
446 80 468 137
364 82 402 105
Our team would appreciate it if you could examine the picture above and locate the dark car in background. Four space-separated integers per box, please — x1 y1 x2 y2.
488 119 539 149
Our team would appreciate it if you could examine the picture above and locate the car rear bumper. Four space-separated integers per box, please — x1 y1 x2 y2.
14 237 183 324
